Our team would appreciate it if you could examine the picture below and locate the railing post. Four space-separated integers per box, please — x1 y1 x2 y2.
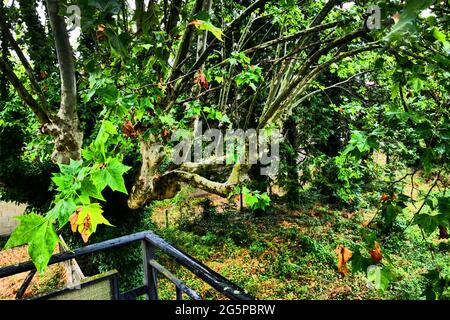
142 239 158 300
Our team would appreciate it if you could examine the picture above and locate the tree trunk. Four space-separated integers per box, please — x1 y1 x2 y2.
45 0 83 164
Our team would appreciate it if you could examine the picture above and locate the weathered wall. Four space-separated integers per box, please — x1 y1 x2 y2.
0 202 27 236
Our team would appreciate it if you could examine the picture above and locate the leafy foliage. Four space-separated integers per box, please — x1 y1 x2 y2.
0 0 449 298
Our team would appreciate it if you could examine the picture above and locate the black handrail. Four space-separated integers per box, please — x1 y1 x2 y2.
0 231 253 300
0 231 148 278
144 233 252 300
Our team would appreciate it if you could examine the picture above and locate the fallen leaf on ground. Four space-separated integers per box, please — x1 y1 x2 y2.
335 244 353 275
370 241 383 262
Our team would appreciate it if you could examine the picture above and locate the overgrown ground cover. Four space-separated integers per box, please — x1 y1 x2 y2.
149 180 449 300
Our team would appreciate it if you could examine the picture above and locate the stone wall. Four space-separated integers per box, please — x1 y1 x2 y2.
0 202 27 236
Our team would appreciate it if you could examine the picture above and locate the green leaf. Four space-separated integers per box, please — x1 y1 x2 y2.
94 120 117 150
5 214 58 273
105 28 128 59
51 160 85 197
92 120 118 159
5 213 45 249
422 148 434 174
414 213 444 235
383 204 402 225
409 77 426 91
47 199 77 228
191 20 224 42
350 250 373 273
433 28 447 43
76 203 113 241
367 266 397 292
59 159 83 176
28 221 59 273
91 158 131 194
386 0 435 40
96 84 118 102
81 177 106 202
159 114 176 126
437 197 450 215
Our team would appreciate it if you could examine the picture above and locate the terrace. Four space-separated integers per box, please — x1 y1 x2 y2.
0 231 252 300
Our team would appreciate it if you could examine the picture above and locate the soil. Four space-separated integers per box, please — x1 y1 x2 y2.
0 245 69 300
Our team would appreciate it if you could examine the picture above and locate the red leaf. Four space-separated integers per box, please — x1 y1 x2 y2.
122 120 137 138
195 70 209 90
370 241 383 262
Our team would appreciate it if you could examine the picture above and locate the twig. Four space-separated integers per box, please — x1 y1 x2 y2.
405 171 442 230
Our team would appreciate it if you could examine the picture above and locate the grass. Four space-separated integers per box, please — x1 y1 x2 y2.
145 182 449 300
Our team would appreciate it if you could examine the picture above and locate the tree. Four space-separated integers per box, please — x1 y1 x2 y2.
0 0 448 275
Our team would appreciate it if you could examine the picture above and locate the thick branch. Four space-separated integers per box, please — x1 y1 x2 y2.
167 170 234 197
311 0 344 26
46 0 83 163
259 29 369 127
166 0 183 34
0 57 51 124
135 0 145 34
165 163 245 198
168 0 203 81
46 0 76 118
259 43 381 127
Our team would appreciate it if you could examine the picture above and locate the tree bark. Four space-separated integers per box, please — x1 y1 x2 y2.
45 0 83 164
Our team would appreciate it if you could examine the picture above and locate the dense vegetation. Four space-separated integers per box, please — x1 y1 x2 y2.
0 0 449 299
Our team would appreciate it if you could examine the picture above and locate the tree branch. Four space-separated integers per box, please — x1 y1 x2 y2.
166 170 234 197
0 18 49 113
0 57 51 124
167 0 203 82
165 0 183 35
242 20 345 55
188 0 266 74
259 42 381 127
166 0 266 110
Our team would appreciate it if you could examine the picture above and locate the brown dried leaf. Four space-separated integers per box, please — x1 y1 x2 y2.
439 225 449 240
69 212 78 233
392 12 401 24
195 70 209 90
335 244 353 275
122 120 137 138
370 241 383 262
96 24 107 41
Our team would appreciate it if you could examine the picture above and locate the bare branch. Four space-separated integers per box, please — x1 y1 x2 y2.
243 20 345 55
259 42 381 127
0 19 49 113
0 57 51 124
188 0 266 74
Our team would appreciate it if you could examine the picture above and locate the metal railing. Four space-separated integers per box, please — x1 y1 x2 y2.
0 231 252 300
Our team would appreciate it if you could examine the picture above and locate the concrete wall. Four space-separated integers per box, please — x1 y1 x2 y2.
0 202 27 236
